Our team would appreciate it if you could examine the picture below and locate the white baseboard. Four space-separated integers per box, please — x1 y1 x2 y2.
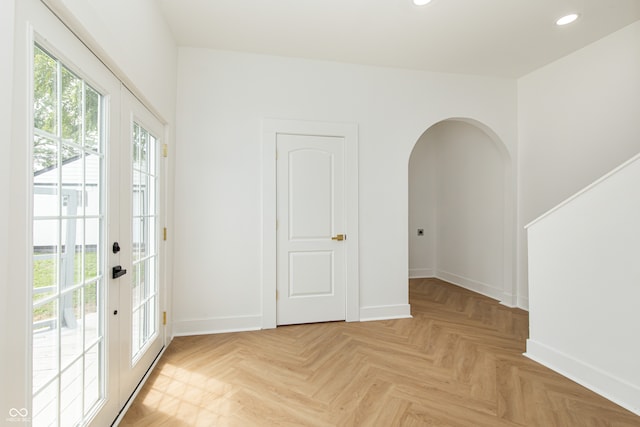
517 296 529 311
172 314 262 336
409 268 434 279
360 304 412 322
499 296 517 308
525 339 640 416
436 270 506 303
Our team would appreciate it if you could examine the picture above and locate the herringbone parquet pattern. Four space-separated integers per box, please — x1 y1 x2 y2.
120 278 640 426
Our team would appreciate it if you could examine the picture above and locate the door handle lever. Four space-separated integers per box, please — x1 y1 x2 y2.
112 265 127 279
331 234 346 241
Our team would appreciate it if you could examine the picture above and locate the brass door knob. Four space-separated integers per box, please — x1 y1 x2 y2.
331 234 346 241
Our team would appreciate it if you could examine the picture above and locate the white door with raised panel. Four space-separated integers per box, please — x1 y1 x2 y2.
276 134 347 325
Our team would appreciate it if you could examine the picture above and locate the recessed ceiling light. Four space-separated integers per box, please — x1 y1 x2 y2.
556 13 579 26
413 0 432 6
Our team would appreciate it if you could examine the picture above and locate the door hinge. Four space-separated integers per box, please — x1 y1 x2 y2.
163 227 167 241
163 311 167 325
276 290 278 300
162 144 168 158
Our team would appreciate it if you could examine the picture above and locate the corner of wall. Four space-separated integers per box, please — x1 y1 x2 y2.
409 268 434 279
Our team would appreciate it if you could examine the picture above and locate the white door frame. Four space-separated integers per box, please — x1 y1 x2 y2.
261 119 359 329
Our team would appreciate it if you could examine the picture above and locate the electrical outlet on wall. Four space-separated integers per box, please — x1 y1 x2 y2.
417 228 424 236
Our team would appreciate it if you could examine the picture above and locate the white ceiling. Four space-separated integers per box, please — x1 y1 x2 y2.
157 0 640 78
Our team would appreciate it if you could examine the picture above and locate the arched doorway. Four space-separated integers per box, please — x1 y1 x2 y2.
408 118 515 305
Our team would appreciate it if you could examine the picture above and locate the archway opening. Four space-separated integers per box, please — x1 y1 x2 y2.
408 118 514 304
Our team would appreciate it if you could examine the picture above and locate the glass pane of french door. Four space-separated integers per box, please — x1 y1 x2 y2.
32 44 105 426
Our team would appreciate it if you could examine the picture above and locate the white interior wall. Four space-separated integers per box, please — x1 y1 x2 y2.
526 153 640 415
409 121 505 300
173 48 518 334
436 122 505 297
50 0 177 120
0 0 16 415
408 132 437 278
517 20 640 309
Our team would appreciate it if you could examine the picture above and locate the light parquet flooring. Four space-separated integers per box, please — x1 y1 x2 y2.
120 278 640 426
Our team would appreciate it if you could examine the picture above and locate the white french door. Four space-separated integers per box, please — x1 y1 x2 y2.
15 0 165 425
118 90 165 406
25 4 122 424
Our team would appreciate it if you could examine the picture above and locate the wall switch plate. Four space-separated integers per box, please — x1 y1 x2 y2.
417 229 424 236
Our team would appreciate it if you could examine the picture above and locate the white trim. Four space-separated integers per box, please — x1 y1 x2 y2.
525 339 640 416
517 296 529 311
172 315 263 336
261 119 359 328
261 120 277 329
498 299 516 309
526 152 640 229
436 270 507 303
409 268 434 279
498 293 518 309
360 304 412 322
